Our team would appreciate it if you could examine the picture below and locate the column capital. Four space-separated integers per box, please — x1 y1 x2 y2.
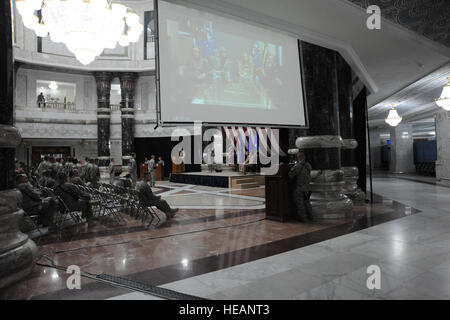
118 72 138 81
93 71 114 82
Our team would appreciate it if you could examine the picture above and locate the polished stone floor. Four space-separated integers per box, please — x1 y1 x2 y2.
2 176 448 300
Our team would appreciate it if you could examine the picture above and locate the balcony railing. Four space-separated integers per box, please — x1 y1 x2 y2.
37 102 76 111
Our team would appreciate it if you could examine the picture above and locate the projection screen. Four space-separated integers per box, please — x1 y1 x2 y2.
157 0 307 127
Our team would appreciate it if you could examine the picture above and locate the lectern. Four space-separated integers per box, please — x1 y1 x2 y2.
265 163 296 222
156 164 163 181
140 163 148 180
172 163 185 174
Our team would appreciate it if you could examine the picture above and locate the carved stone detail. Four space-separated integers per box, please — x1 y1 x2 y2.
296 135 344 149
309 169 354 219
0 189 38 289
342 166 366 203
342 139 358 150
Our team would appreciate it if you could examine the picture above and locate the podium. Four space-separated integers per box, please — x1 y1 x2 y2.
140 163 148 180
156 165 163 181
172 163 185 174
265 163 296 222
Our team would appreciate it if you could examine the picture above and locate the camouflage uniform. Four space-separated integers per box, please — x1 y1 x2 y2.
91 163 100 187
288 161 313 221
128 158 138 186
37 160 51 177
84 162 94 184
148 158 156 187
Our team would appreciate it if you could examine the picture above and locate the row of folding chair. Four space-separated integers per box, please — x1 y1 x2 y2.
73 184 125 225
99 183 162 229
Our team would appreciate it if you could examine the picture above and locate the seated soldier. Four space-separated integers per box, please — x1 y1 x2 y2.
136 174 178 219
54 172 96 227
113 173 133 189
16 174 59 228
38 170 48 187
45 171 57 189
70 169 85 186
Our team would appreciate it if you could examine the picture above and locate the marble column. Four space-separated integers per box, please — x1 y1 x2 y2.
94 72 113 183
389 123 415 173
119 73 138 174
295 42 353 219
337 55 365 202
0 1 37 289
436 111 450 183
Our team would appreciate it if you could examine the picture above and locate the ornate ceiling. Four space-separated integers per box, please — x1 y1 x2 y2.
347 0 450 48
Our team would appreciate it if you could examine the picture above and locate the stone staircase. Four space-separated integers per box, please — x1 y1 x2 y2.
230 175 265 189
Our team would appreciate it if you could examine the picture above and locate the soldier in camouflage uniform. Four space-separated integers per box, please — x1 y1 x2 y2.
37 156 52 178
288 151 313 222
84 158 94 185
91 159 100 187
129 153 138 187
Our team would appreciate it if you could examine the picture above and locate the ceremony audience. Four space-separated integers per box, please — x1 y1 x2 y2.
54 172 96 227
16 174 59 228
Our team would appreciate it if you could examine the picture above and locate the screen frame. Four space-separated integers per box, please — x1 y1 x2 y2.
154 0 309 129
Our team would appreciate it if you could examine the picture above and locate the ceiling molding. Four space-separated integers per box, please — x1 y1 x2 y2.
15 61 156 77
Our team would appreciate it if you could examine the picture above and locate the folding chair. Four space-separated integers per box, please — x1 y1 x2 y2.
135 190 162 229
54 195 84 239
97 189 125 225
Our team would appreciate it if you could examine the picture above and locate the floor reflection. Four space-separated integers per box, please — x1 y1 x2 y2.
0 183 419 300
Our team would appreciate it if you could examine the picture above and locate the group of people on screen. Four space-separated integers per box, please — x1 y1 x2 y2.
174 19 283 109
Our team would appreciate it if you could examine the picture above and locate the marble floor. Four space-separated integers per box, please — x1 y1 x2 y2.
2 176 448 300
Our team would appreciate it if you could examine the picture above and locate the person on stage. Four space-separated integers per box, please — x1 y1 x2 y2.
148 155 157 187
179 148 186 173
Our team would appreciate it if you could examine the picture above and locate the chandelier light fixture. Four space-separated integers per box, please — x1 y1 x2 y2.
15 0 144 66
385 107 402 127
435 76 450 111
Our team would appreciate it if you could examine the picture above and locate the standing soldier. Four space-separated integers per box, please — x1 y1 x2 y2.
57 158 65 174
129 152 138 186
37 156 50 178
158 156 165 180
92 159 100 187
49 157 58 176
288 151 313 222
85 158 94 185
76 159 84 181
148 155 157 187
109 158 115 184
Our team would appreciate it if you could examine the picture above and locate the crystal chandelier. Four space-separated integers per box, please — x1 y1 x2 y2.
15 0 144 65
435 77 450 111
385 107 402 127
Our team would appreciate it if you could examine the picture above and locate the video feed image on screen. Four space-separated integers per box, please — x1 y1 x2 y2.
158 1 306 126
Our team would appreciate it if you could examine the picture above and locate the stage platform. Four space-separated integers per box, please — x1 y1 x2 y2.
170 171 266 189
